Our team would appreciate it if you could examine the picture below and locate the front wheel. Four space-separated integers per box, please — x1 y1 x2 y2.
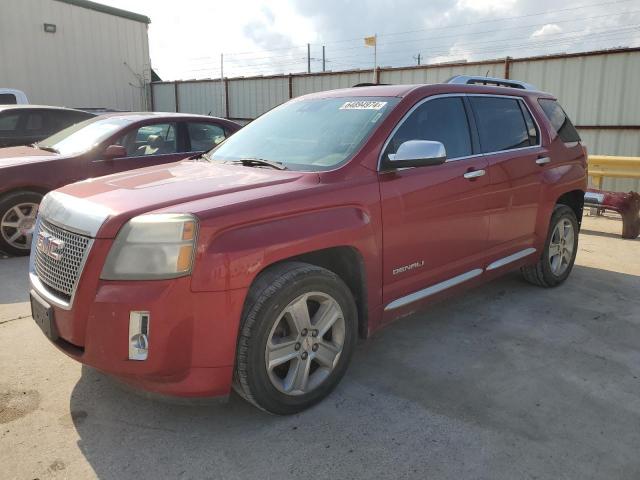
234 262 357 414
521 204 579 287
0 191 42 256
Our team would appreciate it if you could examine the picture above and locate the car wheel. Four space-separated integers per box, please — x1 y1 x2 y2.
0 191 42 256
234 262 358 415
521 204 579 287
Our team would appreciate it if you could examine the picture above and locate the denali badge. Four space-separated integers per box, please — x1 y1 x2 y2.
393 260 425 276
36 232 65 261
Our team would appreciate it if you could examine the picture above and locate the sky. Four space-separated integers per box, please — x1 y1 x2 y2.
100 0 640 81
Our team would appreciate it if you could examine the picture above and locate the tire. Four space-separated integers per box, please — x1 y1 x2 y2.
234 262 358 415
0 191 42 256
521 204 579 288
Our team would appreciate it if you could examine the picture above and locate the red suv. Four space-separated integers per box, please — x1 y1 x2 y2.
29 77 587 414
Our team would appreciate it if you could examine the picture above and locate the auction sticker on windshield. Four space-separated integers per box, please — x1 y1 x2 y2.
340 101 387 110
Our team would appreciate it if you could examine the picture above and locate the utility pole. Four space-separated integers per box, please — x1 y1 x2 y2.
413 53 421 66
322 45 326 72
372 34 377 83
307 43 311 74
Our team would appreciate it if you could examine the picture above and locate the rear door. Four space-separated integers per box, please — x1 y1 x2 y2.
186 121 228 154
468 95 546 256
88 121 186 177
380 95 491 311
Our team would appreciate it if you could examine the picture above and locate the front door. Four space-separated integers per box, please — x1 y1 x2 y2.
380 95 491 312
89 122 186 177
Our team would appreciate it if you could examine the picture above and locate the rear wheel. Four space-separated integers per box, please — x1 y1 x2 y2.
521 205 579 287
234 262 357 414
0 191 42 256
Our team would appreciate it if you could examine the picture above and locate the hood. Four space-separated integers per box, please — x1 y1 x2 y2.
54 160 316 238
0 146 59 167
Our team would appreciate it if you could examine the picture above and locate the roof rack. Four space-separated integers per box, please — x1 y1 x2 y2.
446 75 537 90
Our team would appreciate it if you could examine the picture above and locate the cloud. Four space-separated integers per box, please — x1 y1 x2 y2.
532 24 563 37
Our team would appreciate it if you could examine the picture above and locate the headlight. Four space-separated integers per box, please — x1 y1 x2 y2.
101 214 198 280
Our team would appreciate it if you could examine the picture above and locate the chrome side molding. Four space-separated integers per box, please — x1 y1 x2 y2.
486 248 537 271
384 248 537 311
385 268 483 311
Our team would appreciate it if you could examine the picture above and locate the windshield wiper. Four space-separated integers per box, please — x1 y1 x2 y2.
230 158 287 170
30 143 60 154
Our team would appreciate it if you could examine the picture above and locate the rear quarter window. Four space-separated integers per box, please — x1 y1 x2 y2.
538 99 581 143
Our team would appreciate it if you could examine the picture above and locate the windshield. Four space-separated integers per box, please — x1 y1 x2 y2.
38 117 133 155
209 96 399 171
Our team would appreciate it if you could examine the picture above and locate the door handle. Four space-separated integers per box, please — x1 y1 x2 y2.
536 156 551 165
463 169 486 179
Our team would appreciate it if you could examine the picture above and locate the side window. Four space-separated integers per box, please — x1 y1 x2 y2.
0 113 20 131
0 93 17 104
519 102 539 145
470 97 530 153
538 99 581 143
187 122 226 152
24 112 45 132
115 123 178 157
384 97 472 160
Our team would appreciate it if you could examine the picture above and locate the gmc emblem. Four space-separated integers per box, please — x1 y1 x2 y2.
36 232 65 261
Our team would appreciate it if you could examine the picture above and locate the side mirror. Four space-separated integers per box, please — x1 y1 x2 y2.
386 140 447 169
103 144 127 160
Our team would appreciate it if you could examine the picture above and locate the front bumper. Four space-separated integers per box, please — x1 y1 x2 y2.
31 275 248 398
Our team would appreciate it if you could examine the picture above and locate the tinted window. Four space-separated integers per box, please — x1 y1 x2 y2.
470 97 530 153
519 102 539 145
0 113 20 131
116 123 178 157
538 99 581 143
0 94 17 104
385 97 472 160
188 122 226 151
25 112 45 131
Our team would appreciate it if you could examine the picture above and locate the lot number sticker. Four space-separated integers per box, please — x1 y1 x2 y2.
340 101 387 110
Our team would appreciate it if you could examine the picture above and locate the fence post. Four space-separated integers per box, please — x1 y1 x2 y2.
504 57 511 79
173 81 179 112
224 78 230 119
288 74 293 99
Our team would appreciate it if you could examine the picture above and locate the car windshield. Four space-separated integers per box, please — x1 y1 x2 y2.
209 96 399 171
37 117 133 155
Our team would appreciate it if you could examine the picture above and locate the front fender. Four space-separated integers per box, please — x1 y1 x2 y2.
190 205 379 293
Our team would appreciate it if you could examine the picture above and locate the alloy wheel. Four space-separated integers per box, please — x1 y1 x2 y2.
548 217 575 276
0 203 38 250
265 292 345 396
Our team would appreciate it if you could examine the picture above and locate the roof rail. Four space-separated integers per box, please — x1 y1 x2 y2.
446 75 537 90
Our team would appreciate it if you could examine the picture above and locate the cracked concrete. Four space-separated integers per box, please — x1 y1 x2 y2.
1 215 639 480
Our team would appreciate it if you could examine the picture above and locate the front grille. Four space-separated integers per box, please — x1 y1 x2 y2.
33 219 92 301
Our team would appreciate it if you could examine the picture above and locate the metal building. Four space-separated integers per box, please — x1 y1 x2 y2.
0 0 151 111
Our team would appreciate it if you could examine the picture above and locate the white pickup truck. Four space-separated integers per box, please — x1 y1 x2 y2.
0 88 28 104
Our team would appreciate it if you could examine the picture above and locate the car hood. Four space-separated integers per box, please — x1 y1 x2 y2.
0 146 59 167
53 160 317 238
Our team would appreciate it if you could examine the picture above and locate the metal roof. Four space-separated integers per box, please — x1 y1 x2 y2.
53 0 150 24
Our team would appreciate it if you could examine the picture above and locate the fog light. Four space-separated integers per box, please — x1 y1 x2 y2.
129 311 150 360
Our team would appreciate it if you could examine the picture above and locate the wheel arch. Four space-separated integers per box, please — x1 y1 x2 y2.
555 189 585 228
268 246 369 339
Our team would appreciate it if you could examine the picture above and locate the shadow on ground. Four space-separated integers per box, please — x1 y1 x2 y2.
68 265 640 480
0 257 29 305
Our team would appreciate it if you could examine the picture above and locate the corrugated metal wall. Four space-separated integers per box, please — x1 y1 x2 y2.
380 61 505 84
152 48 640 192
0 0 151 111
177 81 224 117
228 77 288 119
